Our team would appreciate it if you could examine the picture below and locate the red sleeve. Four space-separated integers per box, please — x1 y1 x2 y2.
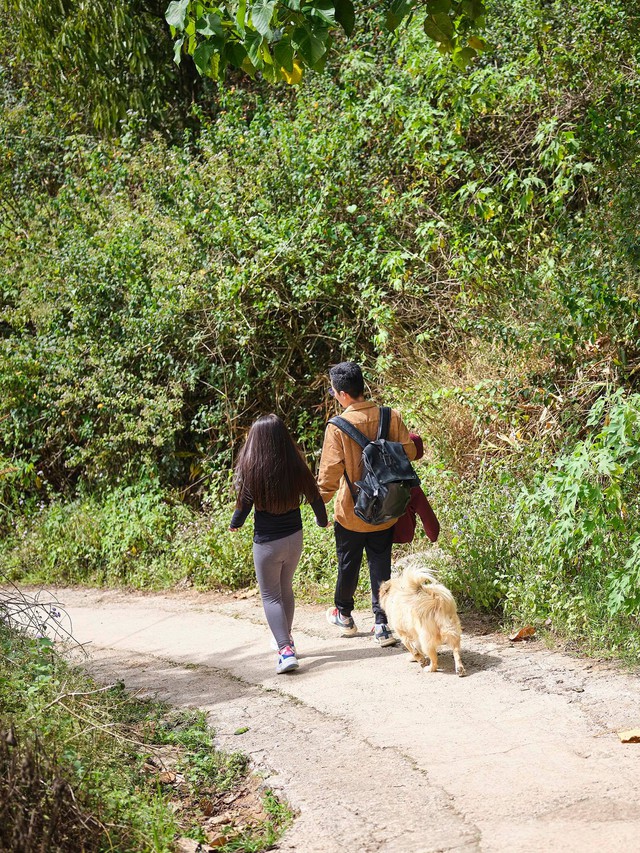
413 488 440 541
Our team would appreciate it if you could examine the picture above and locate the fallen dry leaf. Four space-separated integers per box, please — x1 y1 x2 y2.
158 771 177 784
235 588 259 599
618 729 640 743
175 838 214 853
509 625 536 641
205 832 229 848
204 813 234 829
222 791 242 805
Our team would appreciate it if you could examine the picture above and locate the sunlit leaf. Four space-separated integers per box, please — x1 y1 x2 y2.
281 58 303 83
452 46 477 69
172 36 184 64
165 0 190 30
250 0 277 37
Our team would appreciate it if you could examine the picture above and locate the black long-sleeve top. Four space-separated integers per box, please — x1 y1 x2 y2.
230 496 328 544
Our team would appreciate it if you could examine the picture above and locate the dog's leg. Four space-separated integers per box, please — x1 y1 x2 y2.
400 634 424 665
451 639 466 677
425 642 438 673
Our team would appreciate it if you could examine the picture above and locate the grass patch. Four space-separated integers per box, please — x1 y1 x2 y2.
0 622 291 851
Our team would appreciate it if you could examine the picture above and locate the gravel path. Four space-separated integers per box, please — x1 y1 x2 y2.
53 587 640 852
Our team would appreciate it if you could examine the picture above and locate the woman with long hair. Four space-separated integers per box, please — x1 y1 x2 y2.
229 414 328 673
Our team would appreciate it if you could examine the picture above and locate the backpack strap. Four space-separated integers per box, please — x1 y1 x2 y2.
377 406 391 440
328 416 369 449
327 415 369 503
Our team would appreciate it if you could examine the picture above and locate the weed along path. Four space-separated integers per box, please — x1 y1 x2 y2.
54 587 640 853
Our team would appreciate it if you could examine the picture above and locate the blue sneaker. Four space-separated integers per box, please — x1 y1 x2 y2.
373 623 397 647
326 607 358 637
276 645 299 674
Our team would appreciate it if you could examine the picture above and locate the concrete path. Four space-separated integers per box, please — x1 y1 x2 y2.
53 587 640 852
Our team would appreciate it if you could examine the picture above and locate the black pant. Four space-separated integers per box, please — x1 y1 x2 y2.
334 521 394 625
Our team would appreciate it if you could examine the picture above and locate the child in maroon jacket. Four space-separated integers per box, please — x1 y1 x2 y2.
393 433 440 544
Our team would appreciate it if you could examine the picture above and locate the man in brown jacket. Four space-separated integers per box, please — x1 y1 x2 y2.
318 362 417 646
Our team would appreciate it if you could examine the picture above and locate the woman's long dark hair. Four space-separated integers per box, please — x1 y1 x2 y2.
233 414 320 513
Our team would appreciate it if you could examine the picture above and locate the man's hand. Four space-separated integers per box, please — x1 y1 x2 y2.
229 527 239 532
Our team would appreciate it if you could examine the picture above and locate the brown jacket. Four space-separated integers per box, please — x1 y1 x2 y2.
317 400 417 533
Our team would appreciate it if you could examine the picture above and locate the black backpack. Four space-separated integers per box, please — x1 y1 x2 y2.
328 406 420 526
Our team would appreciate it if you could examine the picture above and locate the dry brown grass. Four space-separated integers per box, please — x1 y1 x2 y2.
0 735 103 853
385 337 557 477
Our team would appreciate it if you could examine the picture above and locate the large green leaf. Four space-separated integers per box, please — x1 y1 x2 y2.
305 1 336 26
250 0 277 37
386 0 412 32
244 28 265 67
425 0 451 13
273 38 295 71
291 23 329 66
225 40 248 67
196 13 223 36
461 0 485 21
236 0 247 36
165 0 190 30
424 11 454 43
334 0 355 36
192 40 218 74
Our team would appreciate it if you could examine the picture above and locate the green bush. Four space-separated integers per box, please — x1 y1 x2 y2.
430 465 521 610
1 484 192 587
0 624 290 850
515 390 640 620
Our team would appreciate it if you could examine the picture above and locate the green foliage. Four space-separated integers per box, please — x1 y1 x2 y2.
1 484 193 587
3 0 640 662
517 390 640 618
3 0 638 503
168 0 486 83
420 390 640 658
0 627 179 851
433 466 519 609
3 0 202 133
0 489 335 593
0 627 289 850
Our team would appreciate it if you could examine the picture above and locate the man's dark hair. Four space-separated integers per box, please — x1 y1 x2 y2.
330 362 365 398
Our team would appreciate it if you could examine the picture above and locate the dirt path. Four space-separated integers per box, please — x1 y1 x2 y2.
53 586 640 852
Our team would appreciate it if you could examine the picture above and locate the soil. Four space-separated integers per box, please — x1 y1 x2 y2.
50 586 640 852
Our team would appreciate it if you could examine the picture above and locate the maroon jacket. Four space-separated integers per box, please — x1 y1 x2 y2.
393 432 440 544
393 486 440 544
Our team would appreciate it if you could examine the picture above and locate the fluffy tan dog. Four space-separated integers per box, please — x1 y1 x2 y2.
379 559 465 676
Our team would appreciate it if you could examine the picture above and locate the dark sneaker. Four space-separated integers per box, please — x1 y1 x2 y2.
374 623 396 647
276 645 299 674
326 607 358 637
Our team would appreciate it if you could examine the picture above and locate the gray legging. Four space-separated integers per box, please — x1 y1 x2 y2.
253 530 303 651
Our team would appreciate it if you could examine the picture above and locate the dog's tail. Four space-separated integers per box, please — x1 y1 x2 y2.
403 567 458 609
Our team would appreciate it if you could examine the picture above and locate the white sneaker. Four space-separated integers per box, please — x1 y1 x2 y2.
326 607 358 637
276 645 299 674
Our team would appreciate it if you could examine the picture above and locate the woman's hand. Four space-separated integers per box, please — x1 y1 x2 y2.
229 527 239 532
